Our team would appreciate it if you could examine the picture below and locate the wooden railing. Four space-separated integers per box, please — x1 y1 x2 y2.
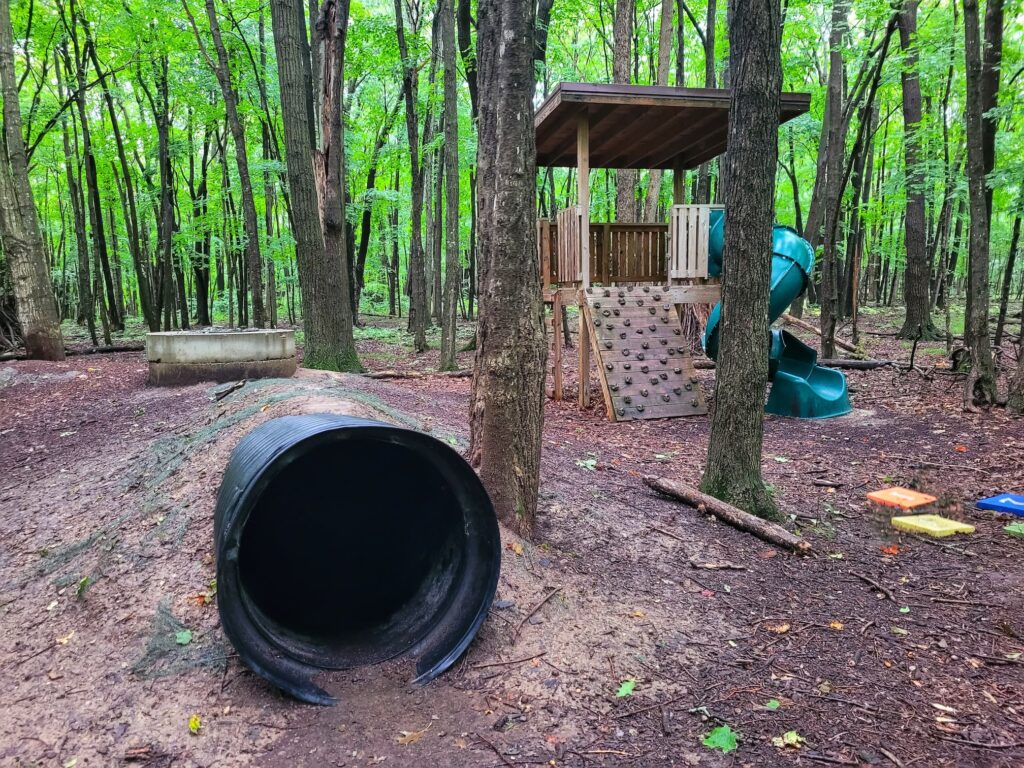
668 204 722 280
539 216 668 287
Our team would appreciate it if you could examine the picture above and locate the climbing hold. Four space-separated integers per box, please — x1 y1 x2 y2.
623 319 631 327
604 341 612 349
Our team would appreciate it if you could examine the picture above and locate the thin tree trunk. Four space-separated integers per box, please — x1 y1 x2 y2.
994 199 1022 349
469 0 547 538
439 0 460 370
897 0 936 339
695 0 716 205
613 0 637 221
961 0 997 407
700 0 781 520
394 0 428 351
643 0 674 221
0 0 64 360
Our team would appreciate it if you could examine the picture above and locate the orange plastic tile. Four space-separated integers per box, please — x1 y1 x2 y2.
866 487 937 510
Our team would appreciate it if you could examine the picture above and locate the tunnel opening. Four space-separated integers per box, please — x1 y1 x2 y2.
215 414 500 705
237 436 465 669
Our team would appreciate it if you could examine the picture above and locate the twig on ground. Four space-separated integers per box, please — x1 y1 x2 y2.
513 587 562 641
474 732 515 767
471 652 547 670
851 571 896 601
614 693 688 719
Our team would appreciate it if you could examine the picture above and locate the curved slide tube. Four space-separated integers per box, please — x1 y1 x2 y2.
703 210 852 419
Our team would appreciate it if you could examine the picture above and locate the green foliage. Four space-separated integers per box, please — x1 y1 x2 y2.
702 724 739 753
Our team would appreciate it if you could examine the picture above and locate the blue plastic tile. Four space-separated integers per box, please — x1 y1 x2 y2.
977 493 1024 517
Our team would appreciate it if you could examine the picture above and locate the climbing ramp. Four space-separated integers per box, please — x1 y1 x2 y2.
582 286 708 421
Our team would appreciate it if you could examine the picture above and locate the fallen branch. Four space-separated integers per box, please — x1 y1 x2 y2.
781 313 861 355
0 344 145 362
470 651 546 670
642 476 811 555
363 368 472 380
689 559 747 571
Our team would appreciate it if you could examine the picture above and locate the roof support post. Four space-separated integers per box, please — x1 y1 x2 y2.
672 155 685 205
577 113 590 288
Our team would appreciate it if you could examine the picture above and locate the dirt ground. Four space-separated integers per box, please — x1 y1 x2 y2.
1 309 1023 768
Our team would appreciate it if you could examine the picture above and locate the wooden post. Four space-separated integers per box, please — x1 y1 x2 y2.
577 114 591 408
552 290 563 401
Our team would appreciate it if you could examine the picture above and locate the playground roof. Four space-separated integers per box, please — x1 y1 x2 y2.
535 83 812 171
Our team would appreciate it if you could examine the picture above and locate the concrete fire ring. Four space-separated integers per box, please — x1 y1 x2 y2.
147 329 297 386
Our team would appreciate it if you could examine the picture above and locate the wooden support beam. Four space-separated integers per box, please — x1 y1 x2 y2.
552 291 563 400
577 115 591 288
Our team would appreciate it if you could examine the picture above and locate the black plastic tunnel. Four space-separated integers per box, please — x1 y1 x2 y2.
213 413 501 705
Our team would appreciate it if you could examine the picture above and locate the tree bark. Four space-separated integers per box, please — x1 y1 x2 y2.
439 0 460 370
613 0 637 221
643 0 674 221
313 0 361 369
896 0 936 339
394 0 428 352
818 0 848 359
270 0 354 369
961 0 997 407
994 199 1022 349
0 0 64 360
469 0 547 538
699 0 781 521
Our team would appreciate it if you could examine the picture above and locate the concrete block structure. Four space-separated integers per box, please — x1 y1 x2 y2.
146 329 297 386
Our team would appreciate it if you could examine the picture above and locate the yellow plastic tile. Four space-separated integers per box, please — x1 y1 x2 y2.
891 514 975 538
867 487 937 509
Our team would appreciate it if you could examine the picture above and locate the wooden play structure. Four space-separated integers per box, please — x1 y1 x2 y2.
535 83 810 421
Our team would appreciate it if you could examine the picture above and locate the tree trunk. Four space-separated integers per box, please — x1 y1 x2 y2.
0 0 64 360
613 0 637 221
313 0 360 368
270 0 354 369
961 0 997 407
699 0 781 521
439 0 460 371
994 199 1022 349
818 0 847 359
394 0 428 351
896 0 936 339
695 0 716 205
643 0 674 221
187 0 266 328
469 0 547 538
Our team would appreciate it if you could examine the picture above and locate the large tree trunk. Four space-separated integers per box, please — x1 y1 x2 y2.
699 0 781 521
270 0 353 369
961 0 997 407
0 0 64 360
313 0 360 369
438 0 460 370
469 0 547 538
613 0 637 221
896 0 936 339
188 0 266 328
394 0 428 352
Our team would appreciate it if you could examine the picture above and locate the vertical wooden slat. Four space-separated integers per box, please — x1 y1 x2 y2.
577 116 591 289
552 290 563 400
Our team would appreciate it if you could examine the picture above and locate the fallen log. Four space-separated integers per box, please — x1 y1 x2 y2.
642 475 812 555
780 313 861 356
0 344 145 362
364 369 472 380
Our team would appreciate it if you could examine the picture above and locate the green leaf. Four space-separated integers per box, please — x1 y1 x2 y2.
702 724 739 753
773 456 791 463
188 714 202 735
1004 522 1024 538
763 699 781 710
175 629 193 646
615 679 636 697
772 730 805 748
899 606 910 614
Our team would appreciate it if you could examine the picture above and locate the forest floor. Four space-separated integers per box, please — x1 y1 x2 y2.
1 307 1023 768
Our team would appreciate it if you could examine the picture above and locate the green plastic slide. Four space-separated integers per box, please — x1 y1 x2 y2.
702 209 852 419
